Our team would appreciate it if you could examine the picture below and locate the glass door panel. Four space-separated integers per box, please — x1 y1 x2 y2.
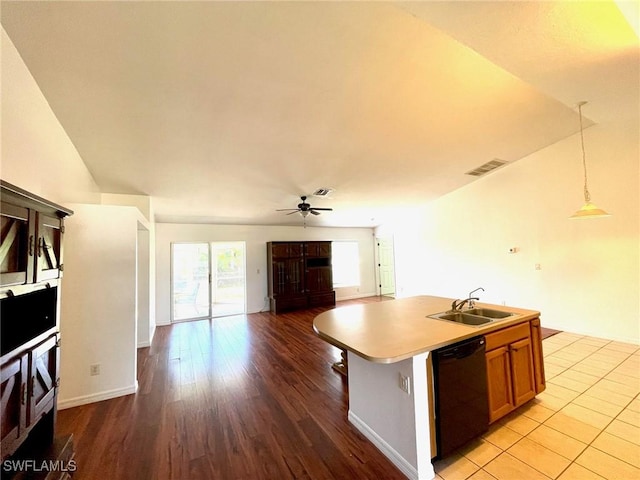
172 243 210 322
0 203 31 286
211 242 246 317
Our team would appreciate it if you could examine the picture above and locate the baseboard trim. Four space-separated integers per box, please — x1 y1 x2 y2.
336 293 377 301
58 382 138 410
348 410 418 480
137 340 151 348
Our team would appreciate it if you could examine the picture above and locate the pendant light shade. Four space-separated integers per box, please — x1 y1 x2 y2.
569 101 611 219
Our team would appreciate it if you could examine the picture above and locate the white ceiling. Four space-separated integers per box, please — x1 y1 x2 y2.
2 1 638 227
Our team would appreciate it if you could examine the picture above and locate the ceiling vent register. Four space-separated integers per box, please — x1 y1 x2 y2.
313 188 334 197
465 159 507 177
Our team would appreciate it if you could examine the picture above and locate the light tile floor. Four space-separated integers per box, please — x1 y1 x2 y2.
433 332 640 480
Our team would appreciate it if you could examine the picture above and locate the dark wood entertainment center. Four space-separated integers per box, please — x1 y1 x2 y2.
1 180 75 478
267 241 336 313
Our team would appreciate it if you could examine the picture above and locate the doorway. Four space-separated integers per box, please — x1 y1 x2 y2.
171 242 246 322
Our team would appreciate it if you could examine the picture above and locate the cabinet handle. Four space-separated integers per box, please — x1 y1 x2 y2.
21 383 27 405
37 237 43 257
30 376 35 396
29 235 35 256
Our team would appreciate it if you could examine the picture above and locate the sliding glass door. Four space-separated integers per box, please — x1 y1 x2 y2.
171 242 246 322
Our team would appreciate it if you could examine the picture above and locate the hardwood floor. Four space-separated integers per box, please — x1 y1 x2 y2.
57 297 404 479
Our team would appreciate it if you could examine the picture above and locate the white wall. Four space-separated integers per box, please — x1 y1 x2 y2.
380 117 640 343
1 28 100 204
155 223 377 325
348 352 434 480
2 30 156 406
58 204 143 407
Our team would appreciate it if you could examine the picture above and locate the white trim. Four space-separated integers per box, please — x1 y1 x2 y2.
348 410 418 480
58 382 138 410
137 341 150 348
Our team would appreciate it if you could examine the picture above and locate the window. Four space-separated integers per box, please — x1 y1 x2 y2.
332 241 360 287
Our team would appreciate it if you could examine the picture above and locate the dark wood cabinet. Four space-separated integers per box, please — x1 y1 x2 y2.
0 180 73 478
267 241 335 313
1 334 59 458
1 182 67 290
1 355 28 451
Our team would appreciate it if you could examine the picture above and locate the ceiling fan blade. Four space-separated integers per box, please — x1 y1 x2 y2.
310 207 333 211
286 210 300 215
276 208 299 212
310 210 321 215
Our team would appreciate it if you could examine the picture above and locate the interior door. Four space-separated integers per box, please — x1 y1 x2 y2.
377 237 396 297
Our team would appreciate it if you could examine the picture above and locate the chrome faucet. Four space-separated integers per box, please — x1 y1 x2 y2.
451 297 479 312
468 287 484 309
451 287 484 312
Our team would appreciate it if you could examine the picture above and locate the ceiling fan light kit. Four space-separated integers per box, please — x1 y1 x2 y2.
569 101 611 220
276 196 333 224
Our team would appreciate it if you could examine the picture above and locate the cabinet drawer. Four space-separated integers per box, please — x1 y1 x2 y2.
485 322 530 351
309 291 336 307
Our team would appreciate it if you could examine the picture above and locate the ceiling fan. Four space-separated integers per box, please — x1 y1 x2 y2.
277 196 333 218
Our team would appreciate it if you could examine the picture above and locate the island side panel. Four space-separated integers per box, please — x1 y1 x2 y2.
347 351 435 480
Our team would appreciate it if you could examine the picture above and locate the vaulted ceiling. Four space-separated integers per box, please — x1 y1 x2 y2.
2 1 638 227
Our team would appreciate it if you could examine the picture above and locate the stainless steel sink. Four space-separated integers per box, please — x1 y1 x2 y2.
428 308 515 326
435 312 493 326
464 308 514 319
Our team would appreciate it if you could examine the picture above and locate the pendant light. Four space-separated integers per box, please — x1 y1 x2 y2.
569 101 611 219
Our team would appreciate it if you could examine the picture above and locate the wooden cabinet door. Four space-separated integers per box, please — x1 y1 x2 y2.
0 203 35 287
270 243 290 259
29 335 59 425
1 354 28 455
283 258 305 296
306 267 332 293
288 243 304 258
530 319 546 393
270 254 304 297
271 259 287 296
35 214 63 283
305 242 331 257
486 346 514 423
509 338 536 407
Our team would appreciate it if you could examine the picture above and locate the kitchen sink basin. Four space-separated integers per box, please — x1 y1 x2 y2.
428 307 515 326
464 308 515 319
435 312 492 326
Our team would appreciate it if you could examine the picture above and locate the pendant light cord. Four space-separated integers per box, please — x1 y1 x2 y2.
578 102 591 203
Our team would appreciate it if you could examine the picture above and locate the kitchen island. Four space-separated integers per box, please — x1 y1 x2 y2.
313 295 544 480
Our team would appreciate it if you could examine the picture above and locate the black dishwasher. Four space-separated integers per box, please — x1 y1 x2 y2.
432 336 489 458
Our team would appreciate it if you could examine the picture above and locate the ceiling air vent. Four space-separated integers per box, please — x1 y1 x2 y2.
312 188 334 197
465 159 508 177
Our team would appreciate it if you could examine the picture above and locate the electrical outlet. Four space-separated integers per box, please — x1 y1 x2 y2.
399 373 411 395
90 364 100 376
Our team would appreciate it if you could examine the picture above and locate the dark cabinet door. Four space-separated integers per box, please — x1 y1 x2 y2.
305 242 331 257
35 214 64 283
306 267 333 293
1 354 28 455
29 335 59 425
284 258 305 295
288 243 304 258
0 203 35 287
270 243 290 259
272 258 305 296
